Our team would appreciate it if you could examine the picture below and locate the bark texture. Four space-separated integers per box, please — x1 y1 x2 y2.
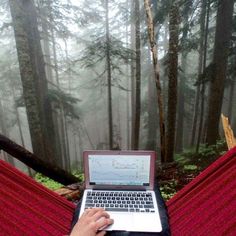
205 0 234 145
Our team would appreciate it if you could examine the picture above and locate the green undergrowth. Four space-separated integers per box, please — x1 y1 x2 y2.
34 171 84 190
160 140 227 201
175 139 226 170
160 180 178 201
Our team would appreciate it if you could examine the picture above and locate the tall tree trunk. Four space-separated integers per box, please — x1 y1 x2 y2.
166 1 179 162
133 0 141 150
105 0 113 149
205 0 234 145
191 0 206 146
196 0 210 152
125 0 130 149
175 2 191 153
130 1 136 149
38 0 64 167
144 0 166 162
146 49 158 151
9 0 57 163
175 55 185 153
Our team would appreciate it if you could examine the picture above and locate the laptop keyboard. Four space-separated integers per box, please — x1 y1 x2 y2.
85 190 156 213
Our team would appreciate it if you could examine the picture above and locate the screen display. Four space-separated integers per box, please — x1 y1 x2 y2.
88 154 150 186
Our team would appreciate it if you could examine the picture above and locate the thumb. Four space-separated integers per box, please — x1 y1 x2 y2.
97 231 106 236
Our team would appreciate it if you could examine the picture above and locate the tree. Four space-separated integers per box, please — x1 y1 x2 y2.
8 0 57 163
191 0 208 147
144 0 166 161
165 0 179 162
133 0 141 150
196 0 210 152
105 0 114 149
205 0 235 145
175 0 192 153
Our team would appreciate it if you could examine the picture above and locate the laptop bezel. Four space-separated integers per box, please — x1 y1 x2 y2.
83 150 156 191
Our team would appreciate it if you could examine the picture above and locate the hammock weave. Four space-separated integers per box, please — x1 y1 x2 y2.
0 159 75 236
167 147 236 236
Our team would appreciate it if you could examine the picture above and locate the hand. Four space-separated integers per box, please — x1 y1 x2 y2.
70 208 114 236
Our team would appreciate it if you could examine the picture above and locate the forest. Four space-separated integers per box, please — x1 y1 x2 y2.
0 0 235 194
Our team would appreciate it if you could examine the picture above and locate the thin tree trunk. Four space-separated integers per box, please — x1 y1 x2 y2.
144 0 166 162
196 0 210 152
133 0 141 150
105 0 113 149
126 0 130 149
131 0 136 149
175 55 185 153
175 2 191 152
191 0 207 147
146 46 158 151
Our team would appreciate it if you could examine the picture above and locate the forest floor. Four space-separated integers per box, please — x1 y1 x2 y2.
158 140 227 201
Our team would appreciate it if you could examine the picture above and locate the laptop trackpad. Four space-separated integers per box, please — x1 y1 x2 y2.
105 213 133 231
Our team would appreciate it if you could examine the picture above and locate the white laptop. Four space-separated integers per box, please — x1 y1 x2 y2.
79 150 162 233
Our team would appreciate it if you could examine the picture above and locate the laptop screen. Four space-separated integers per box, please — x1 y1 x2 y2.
84 151 156 190
88 154 151 186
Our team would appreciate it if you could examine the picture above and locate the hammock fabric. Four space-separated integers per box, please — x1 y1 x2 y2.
0 147 236 236
167 147 236 236
0 159 75 236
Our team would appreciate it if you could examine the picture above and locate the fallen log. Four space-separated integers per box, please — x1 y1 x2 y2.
0 133 79 185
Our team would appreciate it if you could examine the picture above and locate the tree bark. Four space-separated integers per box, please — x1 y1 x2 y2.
196 0 210 152
205 0 234 145
144 0 166 161
130 1 136 149
133 0 141 150
191 0 207 147
166 1 179 162
175 2 191 153
9 0 57 163
105 0 114 149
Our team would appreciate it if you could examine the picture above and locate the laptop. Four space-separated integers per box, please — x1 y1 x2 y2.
79 150 162 233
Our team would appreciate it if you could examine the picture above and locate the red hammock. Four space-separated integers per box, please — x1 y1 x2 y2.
0 147 236 235
0 159 75 236
167 147 236 236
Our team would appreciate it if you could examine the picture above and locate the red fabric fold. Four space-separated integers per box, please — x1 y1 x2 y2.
0 159 75 236
167 147 236 236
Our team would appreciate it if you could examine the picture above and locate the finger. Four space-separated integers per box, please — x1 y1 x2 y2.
92 210 110 221
97 231 106 236
87 208 105 217
95 217 114 230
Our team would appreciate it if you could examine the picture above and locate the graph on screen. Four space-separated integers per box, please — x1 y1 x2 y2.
88 155 150 185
